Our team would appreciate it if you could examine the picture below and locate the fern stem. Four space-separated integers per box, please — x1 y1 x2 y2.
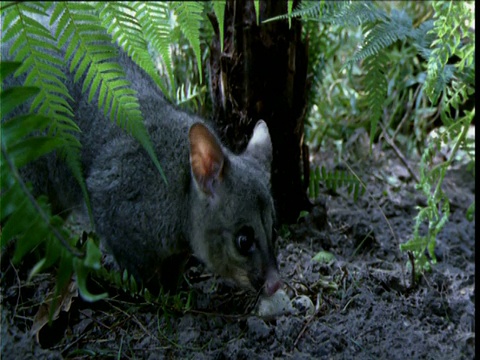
432 116 471 200
1 146 83 258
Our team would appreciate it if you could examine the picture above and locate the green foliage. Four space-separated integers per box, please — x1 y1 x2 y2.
312 250 336 265
263 0 325 23
1 62 106 302
342 7 424 148
212 1 226 51
129 2 175 92
309 166 365 201
399 1 475 275
295 2 439 148
95 265 148 300
96 265 193 314
1 1 227 300
1 2 92 222
360 50 387 148
96 2 170 96
424 2 474 105
287 1 475 276
176 83 205 112
254 0 260 25
154 1 226 112
170 2 204 84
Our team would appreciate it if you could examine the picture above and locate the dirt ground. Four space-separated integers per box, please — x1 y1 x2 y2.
0 142 475 359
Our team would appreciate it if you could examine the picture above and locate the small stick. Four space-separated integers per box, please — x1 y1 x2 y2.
293 311 318 349
379 122 420 183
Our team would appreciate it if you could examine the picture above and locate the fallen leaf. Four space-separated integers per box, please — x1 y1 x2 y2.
31 279 78 343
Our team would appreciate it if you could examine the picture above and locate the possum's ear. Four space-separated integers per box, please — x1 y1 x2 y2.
245 120 272 174
189 123 225 196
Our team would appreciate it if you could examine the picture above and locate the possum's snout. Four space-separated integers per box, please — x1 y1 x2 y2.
264 268 282 296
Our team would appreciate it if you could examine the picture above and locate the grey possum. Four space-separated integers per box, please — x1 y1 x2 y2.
1 12 281 297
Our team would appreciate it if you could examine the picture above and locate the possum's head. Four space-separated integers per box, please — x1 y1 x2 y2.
188 121 281 296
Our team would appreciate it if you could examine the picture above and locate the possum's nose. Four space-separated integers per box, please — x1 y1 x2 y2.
264 268 282 296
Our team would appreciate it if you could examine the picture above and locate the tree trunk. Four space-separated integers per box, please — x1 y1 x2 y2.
208 0 312 224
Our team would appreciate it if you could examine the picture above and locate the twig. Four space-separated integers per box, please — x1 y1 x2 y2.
78 309 112 330
9 260 22 317
379 122 420 183
391 85 422 142
293 311 318 349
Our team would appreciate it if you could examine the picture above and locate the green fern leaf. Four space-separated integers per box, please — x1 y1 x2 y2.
132 1 175 93
2 3 92 224
330 2 388 27
50 2 167 183
254 0 260 25
11 201 51 263
362 51 388 148
410 20 435 60
1 195 33 246
1 79 77 273
175 83 204 111
347 9 412 66
263 0 324 23
310 166 365 201
212 0 226 51
74 256 108 302
171 2 204 83
95 2 169 96
1 86 39 117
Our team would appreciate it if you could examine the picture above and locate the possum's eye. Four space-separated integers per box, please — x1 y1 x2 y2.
235 226 256 256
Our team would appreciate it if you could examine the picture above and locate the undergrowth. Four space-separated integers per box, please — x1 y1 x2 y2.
283 1 475 276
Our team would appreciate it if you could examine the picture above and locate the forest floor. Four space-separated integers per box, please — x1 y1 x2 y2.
1 136 475 360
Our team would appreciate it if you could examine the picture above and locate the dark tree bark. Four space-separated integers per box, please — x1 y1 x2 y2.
208 0 312 224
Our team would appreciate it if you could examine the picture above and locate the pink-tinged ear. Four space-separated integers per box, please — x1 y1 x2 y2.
189 123 225 196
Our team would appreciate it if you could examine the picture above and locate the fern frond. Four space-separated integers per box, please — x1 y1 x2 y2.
347 9 412 65
171 2 204 83
211 0 226 51
330 1 388 27
2 4 72 116
1 85 63 170
130 1 175 93
362 50 388 148
94 2 169 96
254 0 260 25
269 1 385 26
175 83 205 111
309 166 365 201
95 266 147 299
399 142 450 273
1 2 92 222
50 2 166 183
1 121 107 304
410 19 435 59
288 1 294 23
424 1 474 106
0 69 105 301
263 0 325 23
338 10 411 147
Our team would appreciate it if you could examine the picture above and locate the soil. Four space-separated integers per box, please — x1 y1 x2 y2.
0 142 475 360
